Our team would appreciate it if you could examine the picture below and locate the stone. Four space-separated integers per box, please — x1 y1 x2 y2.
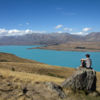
61 68 96 92
44 82 66 99
0 75 66 100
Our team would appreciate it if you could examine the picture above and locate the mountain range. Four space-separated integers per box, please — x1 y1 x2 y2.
0 32 100 45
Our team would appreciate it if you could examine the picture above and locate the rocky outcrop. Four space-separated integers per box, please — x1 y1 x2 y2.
0 74 66 100
0 68 97 100
61 68 96 92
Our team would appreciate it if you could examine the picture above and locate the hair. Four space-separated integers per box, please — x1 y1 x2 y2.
85 54 90 57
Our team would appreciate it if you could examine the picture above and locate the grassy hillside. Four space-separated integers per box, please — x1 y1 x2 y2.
0 52 100 100
0 52 75 79
0 52 39 63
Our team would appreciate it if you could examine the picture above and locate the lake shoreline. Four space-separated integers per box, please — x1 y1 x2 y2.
29 47 100 52
0 45 100 71
29 42 100 52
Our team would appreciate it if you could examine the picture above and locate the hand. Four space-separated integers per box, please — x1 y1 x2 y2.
81 59 84 61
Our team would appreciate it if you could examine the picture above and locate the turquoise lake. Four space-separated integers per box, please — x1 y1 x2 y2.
0 45 100 71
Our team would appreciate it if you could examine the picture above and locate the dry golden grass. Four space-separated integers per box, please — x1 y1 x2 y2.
96 72 100 91
0 62 100 92
0 52 100 92
0 52 39 63
0 68 64 84
0 62 75 79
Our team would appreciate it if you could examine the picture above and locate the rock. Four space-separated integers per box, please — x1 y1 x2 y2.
0 75 66 100
61 68 96 92
44 82 66 99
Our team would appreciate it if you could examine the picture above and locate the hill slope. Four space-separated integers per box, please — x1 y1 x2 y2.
0 52 100 100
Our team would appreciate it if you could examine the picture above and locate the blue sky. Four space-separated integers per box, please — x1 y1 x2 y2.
0 0 100 36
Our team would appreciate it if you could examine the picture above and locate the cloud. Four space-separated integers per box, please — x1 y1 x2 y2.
0 29 8 36
71 31 89 35
0 29 7 33
72 32 85 35
55 25 73 33
0 28 46 36
63 27 73 31
25 29 32 33
55 24 63 29
8 29 25 36
72 31 90 35
55 25 73 32
82 28 92 32
57 31 63 33
8 29 20 33
71 27 92 35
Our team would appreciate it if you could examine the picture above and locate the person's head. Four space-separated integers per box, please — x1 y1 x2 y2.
85 54 90 58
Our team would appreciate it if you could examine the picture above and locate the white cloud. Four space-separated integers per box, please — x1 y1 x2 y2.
55 25 73 32
25 29 32 33
71 27 92 35
8 29 20 33
71 31 89 35
57 31 63 33
63 27 73 31
55 24 63 29
82 28 92 32
0 28 8 36
0 28 46 36
8 29 25 36
0 28 7 32
72 32 84 35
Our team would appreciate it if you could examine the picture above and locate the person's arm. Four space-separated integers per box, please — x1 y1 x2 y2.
81 58 86 61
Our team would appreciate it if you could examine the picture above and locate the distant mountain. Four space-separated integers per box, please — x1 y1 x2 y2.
0 33 83 45
0 32 100 45
85 32 100 41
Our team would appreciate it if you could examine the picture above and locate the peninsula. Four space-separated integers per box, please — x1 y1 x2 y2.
30 41 100 52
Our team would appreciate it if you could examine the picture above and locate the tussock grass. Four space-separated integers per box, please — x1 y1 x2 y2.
0 52 39 63
97 72 100 91
0 62 75 79
0 52 100 93
0 69 64 84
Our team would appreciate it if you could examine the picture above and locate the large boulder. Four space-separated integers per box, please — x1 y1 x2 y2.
61 68 96 92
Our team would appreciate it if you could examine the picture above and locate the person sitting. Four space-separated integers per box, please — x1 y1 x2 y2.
80 54 92 69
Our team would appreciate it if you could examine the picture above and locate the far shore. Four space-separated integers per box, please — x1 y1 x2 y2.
29 47 100 52
29 42 100 52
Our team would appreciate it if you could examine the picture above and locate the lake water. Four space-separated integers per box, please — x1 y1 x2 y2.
0 45 100 71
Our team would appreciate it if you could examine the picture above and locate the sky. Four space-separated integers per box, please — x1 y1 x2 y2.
0 0 100 36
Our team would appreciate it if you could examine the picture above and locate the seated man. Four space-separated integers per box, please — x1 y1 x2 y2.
81 54 92 69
